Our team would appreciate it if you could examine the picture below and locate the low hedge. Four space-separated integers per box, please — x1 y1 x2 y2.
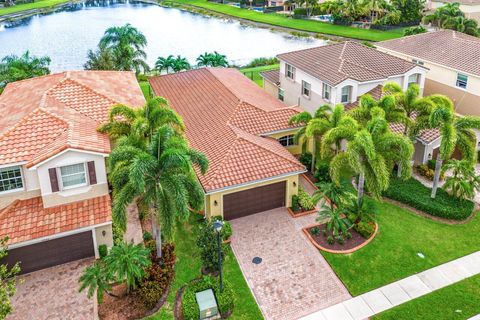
182 276 234 319
383 177 474 220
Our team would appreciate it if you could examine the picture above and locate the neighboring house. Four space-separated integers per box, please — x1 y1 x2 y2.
0 71 145 274
149 68 306 220
427 0 480 22
376 30 480 116
262 41 427 114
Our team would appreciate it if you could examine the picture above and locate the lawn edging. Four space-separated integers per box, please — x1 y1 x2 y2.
303 222 378 254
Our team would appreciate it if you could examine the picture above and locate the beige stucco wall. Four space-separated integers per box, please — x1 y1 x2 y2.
94 224 114 256
263 79 280 98
0 188 41 209
424 79 480 116
42 183 109 208
205 174 300 219
266 129 306 155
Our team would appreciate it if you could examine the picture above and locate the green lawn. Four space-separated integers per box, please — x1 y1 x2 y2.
139 81 152 100
146 214 263 319
0 0 72 16
163 0 404 41
373 274 480 320
322 199 480 296
239 64 279 87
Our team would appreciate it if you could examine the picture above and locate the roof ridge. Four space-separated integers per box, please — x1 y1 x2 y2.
2 72 66 92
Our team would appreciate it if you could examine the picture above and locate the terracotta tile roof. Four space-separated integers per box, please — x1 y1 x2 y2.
0 71 145 166
149 68 305 192
0 195 111 245
377 30 480 77
260 69 280 85
277 42 417 86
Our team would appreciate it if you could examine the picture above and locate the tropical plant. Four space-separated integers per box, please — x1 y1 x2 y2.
97 23 149 73
78 260 114 303
442 159 480 200
403 25 427 36
349 92 401 126
293 0 321 17
389 0 424 23
346 197 377 224
0 237 20 319
330 107 414 203
429 97 480 198
423 2 463 27
155 55 176 74
0 51 51 90
196 220 225 273
196 51 228 67
171 55 191 73
104 242 151 294
313 181 354 210
84 43 116 71
316 202 352 237
442 16 479 36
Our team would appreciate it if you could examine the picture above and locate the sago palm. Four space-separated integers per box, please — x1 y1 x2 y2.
313 181 354 210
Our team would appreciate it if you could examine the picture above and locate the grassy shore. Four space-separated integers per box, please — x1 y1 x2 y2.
162 0 405 41
0 0 73 16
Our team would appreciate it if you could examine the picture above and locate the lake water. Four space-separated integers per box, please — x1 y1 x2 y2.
0 0 327 71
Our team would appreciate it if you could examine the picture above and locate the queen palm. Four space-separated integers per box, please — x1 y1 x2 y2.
428 95 480 198
109 126 208 257
155 55 176 74
349 93 402 127
330 107 414 203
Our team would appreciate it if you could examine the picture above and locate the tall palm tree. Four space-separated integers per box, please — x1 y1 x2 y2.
428 95 480 198
109 126 208 257
99 23 149 73
0 51 51 90
155 55 176 74
330 107 414 203
171 55 191 73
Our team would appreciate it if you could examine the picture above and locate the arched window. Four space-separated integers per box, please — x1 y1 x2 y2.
341 85 352 104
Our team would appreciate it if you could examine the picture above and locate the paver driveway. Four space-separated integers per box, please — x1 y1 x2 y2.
8 258 95 320
230 208 351 320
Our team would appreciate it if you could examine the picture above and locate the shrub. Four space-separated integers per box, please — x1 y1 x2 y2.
143 231 153 242
404 25 426 36
310 227 320 236
314 161 331 183
383 177 474 220
208 217 233 240
345 231 352 240
98 244 108 259
327 236 334 245
299 152 312 169
336 235 345 245
182 276 234 319
354 221 375 239
137 280 162 310
137 74 148 82
291 194 300 211
427 159 437 170
244 57 278 68
196 221 225 272
112 221 124 246
298 188 315 210
322 229 328 237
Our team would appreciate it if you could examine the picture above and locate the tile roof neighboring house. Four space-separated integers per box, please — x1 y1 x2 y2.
0 195 111 245
277 42 418 86
149 68 306 192
260 69 280 86
0 71 145 167
377 30 480 77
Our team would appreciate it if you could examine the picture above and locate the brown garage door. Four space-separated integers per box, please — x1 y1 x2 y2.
1 231 95 275
223 181 286 220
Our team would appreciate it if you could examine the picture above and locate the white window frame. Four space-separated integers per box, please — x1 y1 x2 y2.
59 163 88 190
285 63 295 80
456 73 468 89
278 135 296 147
278 88 285 101
408 73 420 87
322 82 331 101
301 80 311 98
0 165 24 194
341 86 351 104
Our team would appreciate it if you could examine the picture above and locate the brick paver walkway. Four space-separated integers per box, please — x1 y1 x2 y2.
8 258 95 320
230 208 351 320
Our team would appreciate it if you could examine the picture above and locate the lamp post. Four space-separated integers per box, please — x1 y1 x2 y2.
213 220 224 292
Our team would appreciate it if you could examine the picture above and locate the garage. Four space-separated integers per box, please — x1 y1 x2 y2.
223 181 286 220
1 231 95 275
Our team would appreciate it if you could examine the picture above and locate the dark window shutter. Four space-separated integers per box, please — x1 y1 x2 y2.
48 168 59 192
87 161 97 185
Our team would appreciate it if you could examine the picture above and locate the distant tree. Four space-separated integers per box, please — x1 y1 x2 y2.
171 55 191 73
155 55 176 74
196 51 228 68
423 2 463 27
403 25 426 36
294 0 320 17
0 237 20 319
389 0 424 23
442 16 479 36
0 51 50 90
84 43 116 71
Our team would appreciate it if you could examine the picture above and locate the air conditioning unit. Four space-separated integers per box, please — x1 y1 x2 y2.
196 289 220 319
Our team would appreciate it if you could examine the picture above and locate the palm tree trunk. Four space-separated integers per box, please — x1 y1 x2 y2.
357 172 365 205
151 218 162 258
431 154 443 199
311 139 316 173
397 163 402 177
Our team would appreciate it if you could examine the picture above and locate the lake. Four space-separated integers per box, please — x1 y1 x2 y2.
0 0 327 71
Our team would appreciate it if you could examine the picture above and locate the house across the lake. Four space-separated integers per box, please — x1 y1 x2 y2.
149 68 307 220
0 71 145 274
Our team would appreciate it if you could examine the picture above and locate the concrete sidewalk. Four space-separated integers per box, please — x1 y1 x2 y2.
302 251 480 320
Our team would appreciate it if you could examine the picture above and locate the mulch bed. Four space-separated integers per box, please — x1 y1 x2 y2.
99 284 149 320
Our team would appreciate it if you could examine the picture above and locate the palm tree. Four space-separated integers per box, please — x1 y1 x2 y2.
78 261 114 303
442 16 479 36
109 125 208 257
442 159 480 200
428 95 480 198
313 181 354 210
330 107 414 203
104 242 151 294
155 55 176 74
423 2 463 28
196 52 211 67
317 203 352 237
210 51 228 67
171 55 191 73
0 51 51 90
349 93 402 127
99 23 149 73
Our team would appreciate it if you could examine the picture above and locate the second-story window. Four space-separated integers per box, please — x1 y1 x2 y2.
322 82 331 101
278 88 285 101
408 73 420 87
302 80 311 98
285 63 295 80
341 86 352 103
60 163 87 189
456 73 468 89
278 135 295 147
0 165 23 193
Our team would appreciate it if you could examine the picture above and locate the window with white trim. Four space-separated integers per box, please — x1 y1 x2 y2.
285 63 295 80
408 73 420 87
0 166 23 193
301 80 311 98
60 163 87 189
341 86 352 103
278 88 285 101
322 82 331 101
278 135 296 147
456 73 468 89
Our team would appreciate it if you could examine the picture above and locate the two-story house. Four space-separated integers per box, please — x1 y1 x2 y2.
262 41 427 115
0 71 145 274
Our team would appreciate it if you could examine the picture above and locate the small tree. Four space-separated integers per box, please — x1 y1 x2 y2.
313 181 354 210
78 261 114 304
0 237 20 320
196 220 225 273
316 203 352 237
442 159 480 200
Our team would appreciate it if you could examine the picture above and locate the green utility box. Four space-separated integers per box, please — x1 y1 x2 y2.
195 289 219 319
